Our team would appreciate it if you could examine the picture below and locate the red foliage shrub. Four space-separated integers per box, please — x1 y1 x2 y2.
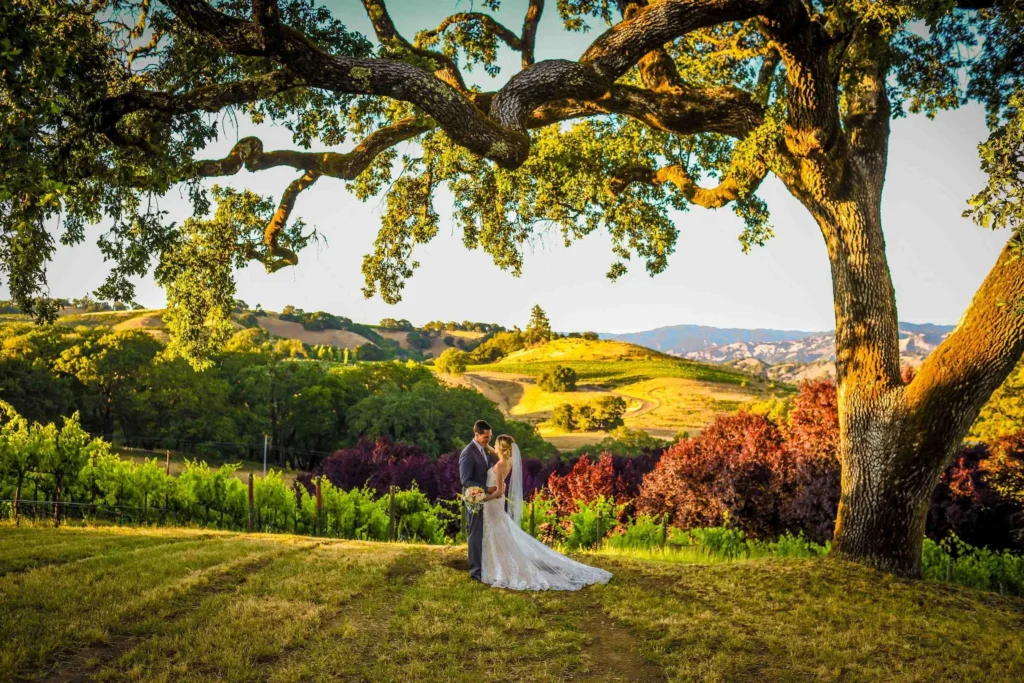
547 453 623 517
781 379 841 543
637 412 789 536
929 436 1024 551
635 378 1024 548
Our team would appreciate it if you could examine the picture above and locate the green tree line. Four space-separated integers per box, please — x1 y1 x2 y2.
0 323 551 468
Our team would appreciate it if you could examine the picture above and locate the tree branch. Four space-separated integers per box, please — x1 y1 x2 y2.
521 0 544 68
608 161 767 209
161 0 814 170
251 0 285 53
843 28 891 165
530 83 763 139
164 0 522 165
416 13 522 52
490 0 794 133
96 70 301 146
759 3 841 160
360 0 468 90
189 118 431 270
619 0 686 92
190 117 431 179
264 169 320 254
906 234 1024 468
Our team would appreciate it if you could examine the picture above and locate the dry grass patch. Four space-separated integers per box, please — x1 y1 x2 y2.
256 316 371 348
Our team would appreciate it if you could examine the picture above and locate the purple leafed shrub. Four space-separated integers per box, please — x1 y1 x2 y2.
307 437 444 501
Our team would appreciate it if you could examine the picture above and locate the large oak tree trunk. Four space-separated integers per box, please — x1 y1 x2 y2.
794 149 1024 576
831 406 943 576
792 148 946 577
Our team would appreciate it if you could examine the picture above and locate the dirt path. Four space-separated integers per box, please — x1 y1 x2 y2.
467 371 658 420
574 611 667 682
463 372 527 415
547 591 667 683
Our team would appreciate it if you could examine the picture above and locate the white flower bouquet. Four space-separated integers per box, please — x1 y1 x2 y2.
463 486 486 514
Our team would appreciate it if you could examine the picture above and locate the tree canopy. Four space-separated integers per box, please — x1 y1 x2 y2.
1 0 1018 366
4 0 1024 574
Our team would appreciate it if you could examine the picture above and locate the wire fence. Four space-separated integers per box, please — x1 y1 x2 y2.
84 433 336 472
1 499 185 528
0 483 469 542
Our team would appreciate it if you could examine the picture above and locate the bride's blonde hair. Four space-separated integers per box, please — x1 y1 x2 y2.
495 435 515 461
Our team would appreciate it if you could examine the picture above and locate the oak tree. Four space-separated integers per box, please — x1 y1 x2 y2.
2 0 1024 575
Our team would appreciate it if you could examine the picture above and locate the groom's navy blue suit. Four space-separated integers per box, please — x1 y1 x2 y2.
460 439 494 581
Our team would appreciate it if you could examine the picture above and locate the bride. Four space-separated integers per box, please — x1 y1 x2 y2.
479 434 612 590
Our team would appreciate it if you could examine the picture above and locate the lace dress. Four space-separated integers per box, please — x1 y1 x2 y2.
480 465 612 591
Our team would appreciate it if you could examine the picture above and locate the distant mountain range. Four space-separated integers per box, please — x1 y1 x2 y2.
601 322 956 382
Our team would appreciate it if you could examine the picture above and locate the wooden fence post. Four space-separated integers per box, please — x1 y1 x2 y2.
165 450 171 475
315 478 323 537
248 473 255 533
661 514 668 548
460 502 466 539
389 485 397 542
529 498 536 537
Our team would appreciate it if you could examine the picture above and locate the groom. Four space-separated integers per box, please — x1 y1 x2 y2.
459 420 495 582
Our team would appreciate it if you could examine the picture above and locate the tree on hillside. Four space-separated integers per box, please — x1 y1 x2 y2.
3 0 1024 576
53 331 162 437
525 305 552 346
539 364 578 392
436 348 469 376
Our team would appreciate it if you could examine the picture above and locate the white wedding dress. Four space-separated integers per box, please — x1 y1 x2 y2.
480 461 612 591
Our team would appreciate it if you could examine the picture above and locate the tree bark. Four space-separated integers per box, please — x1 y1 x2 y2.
830 409 940 576
793 146 1024 576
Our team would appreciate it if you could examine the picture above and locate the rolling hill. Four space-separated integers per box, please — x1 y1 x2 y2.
461 338 789 448
48 307 485 359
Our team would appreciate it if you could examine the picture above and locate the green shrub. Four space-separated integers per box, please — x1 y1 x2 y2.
551 404 576 431
922 534 1024 596
315 481 390 540
564 496 621 550
380 485 447 544
606 515 666 550
521 494 559 540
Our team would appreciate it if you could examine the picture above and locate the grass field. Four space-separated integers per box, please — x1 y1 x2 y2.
2 525 1023 682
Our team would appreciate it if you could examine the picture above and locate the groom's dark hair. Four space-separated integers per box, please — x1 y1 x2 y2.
473 420 492 434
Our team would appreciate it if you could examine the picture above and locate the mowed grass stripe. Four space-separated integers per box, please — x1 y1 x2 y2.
0 527 209 576
97 540 407 683
0 531 286 678
304 547 592 682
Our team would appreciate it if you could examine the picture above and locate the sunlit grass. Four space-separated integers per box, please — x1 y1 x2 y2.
3 525 1023 682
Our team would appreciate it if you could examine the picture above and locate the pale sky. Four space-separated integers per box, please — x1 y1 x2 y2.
8 1 1009 334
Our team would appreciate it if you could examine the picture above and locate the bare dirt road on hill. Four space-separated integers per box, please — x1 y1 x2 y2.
463 372 658 420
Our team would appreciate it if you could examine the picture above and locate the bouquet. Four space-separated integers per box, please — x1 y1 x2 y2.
463 486 486 515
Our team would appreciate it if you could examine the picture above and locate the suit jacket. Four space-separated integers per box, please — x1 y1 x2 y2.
459 440 494 492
